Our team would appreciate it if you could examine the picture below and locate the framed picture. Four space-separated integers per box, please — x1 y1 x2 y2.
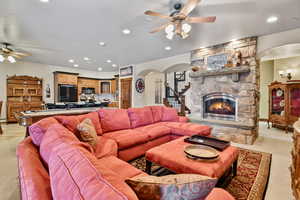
120 66 133 77
207 53 228 70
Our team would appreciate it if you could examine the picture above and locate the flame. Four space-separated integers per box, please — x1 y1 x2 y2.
209 102 233 113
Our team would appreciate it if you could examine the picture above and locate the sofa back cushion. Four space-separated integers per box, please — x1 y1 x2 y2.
162 107 179 122
127 107 154 128
48 143 128 200
29 117 60 146
98 109 131 133
148 106 164 122
39 123 93 166
55 112 103 136
17 137 52 200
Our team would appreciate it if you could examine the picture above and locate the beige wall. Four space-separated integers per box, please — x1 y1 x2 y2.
273 56 300 82
144 72 165 106
259 60 274 119
0 61 116 120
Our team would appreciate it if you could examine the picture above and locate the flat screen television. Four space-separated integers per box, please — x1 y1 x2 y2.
58 84 78 102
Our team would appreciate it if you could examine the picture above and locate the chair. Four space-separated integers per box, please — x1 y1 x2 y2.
0 101 2 135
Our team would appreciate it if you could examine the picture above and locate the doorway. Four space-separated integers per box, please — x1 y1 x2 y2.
120 78 132 109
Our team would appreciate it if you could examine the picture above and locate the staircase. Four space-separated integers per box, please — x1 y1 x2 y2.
163 71 191 116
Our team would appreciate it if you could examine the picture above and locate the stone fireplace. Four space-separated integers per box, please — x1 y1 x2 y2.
203 93 237 121
189 37 259 144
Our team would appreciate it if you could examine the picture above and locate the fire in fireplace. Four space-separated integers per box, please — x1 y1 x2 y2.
203 93 237 120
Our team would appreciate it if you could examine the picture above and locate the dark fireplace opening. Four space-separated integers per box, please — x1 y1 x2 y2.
203 93 237 120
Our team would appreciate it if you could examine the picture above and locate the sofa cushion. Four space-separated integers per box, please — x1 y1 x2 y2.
162 107 179 122
134 123 171 140
148 106 164 122
94 136 118 159
163 122 212 136
77 118 98 149
98 156 146 180
103 129 148 150
48 143 128 200
40 123 93 166
126 174 217 200
29 117 59 146
16 137 52 200
128 107 154 128
98 109 131 132
55 112 103 135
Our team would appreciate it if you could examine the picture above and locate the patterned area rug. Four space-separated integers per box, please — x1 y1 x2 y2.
130 148 272 200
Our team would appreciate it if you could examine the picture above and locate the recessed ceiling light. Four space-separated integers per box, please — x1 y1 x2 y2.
68 59 74 63
165 46 172 51
122 29 131 35
40 0 49 2
267 16 278 23
106 59 112 63
73 64 79 67
99 42 106 46
98 67 103 71
112 64 117 68
83 57 90 61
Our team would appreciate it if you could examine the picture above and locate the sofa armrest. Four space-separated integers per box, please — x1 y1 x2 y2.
16 137 52 200
94 136 118 159
178 116 190 123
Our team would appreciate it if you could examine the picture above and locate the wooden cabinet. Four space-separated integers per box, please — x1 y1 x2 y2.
268 81 300 132
78 77 100 97
108 102 119 108
291 119 300 199
7 75 43 122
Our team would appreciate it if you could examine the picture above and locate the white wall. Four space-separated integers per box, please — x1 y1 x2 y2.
259 60 274 119
144 72 165 105
257 28 300 57
0 61 116 120
132 53 190 107
273 56 300 81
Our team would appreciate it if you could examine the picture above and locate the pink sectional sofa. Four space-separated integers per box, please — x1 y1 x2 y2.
16 106 235 200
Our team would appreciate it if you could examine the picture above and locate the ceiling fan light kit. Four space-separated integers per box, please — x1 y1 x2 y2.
145 0 216 40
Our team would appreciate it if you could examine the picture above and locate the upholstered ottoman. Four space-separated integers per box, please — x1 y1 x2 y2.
145 136 239 179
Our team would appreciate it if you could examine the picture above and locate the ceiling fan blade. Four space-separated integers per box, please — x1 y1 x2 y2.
150 22 172 33
180 0 201 16
144 10 171 19
11 51 31 57
186 16 216 23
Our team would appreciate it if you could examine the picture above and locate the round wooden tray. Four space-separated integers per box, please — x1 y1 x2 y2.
184 145 219 160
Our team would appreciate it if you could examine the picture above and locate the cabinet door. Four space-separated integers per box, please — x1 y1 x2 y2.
29 103 43 111
289 86 300 123
7 103 24 122
111 80 117 94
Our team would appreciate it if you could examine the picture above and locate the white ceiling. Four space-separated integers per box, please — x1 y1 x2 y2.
1 0 300 72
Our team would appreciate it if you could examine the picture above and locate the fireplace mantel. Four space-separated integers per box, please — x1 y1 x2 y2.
189 66 251 83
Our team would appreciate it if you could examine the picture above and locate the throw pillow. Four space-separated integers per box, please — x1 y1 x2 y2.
162 107 179 122
125 174 217 200
77 118 98 149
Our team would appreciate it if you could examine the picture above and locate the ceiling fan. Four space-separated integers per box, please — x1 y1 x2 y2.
0 43 31 63
145 0 216 39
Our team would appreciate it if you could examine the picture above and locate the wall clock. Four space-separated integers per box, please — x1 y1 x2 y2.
135 78 145 93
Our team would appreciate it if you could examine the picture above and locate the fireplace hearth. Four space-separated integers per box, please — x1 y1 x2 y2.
203 93 237 121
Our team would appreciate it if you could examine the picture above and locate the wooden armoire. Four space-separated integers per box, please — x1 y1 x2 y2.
268 81 300 133
7 75 43 122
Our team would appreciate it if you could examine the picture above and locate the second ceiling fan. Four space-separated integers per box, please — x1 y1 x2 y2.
145 0 216 39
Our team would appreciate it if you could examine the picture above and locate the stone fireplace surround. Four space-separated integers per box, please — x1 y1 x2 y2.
189 37 259 144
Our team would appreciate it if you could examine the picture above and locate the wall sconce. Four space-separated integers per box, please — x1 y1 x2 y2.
279 69 292 80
